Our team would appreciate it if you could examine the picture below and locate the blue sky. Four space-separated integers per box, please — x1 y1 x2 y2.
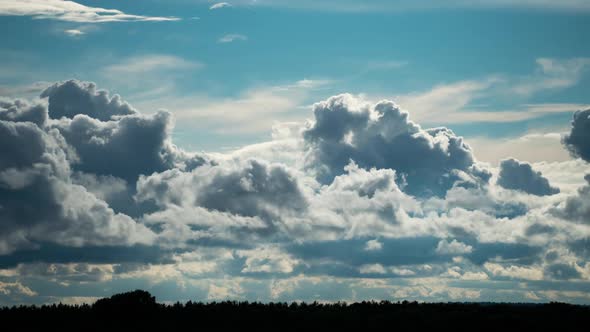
1 0 590 305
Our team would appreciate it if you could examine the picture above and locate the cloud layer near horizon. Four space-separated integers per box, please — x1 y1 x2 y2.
1 80 590 305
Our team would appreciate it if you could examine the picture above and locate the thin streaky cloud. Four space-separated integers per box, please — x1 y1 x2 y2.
218 34 248 43
210 2 233 10
0 0 179 23
64 29 85 37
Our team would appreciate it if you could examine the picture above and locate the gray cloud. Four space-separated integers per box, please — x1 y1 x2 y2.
496 158 559 196
51 111 178 182
563 109 590 162
40 80 186 182
42 80 136 121
0 99 47 127
137 159 307 232
2 81 590 303
554 174 590 223
303 94 488 197
0 119 154 255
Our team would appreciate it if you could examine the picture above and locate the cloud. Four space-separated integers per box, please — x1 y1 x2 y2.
138 79 331 134
41 80 137 121
364 239 383 251
435 239 473 255
394 58 590 126
0 118 155 255
497 158 559 196
468 132 571 164
2 79 590 304
0 0 179 23
40 80 186 182
136 159 307 238
553 175 590 224
563 109 590 162
303 94 489 197
218 34 248 43
103 55 202 77
64 29 84 37
210 2 233 10
0 98 47 126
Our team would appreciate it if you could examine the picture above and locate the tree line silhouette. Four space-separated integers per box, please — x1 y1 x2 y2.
1 290 589 331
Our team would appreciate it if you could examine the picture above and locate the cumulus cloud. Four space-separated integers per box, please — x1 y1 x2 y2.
41 80 137 121
136 158 307 243
0 0 178 23
303 94 489 197
563 109 590 162
553 174 590 223
497 158 559 196
0 118 154 255
0 99 47 126
435 239 473 255
2 80 590 304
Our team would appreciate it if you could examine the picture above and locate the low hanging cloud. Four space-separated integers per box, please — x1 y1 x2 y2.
496 158 559 196
0 0 178 23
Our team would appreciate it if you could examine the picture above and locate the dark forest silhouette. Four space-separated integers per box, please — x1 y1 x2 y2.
2 290 589 331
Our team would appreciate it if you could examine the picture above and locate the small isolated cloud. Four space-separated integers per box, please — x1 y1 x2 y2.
359 264 387 274
0 0 178 23
210 2 232 10
497 158 560 196
218 34 248 43
364 239 383 251
435 240 473 255
64 29 85 37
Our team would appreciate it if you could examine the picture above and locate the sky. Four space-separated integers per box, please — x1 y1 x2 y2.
0 0 589 305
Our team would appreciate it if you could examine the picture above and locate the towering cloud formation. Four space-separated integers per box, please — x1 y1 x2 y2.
42 81 136 121
303 94 488 197
563 109 590 162
496 158 559 196
42 81 180 182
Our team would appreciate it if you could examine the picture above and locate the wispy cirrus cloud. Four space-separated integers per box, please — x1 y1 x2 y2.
0 0 179 23
218 34 248 43
100 54 203 93
391 57 590 125
103 55 202 76
209 2 233 10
